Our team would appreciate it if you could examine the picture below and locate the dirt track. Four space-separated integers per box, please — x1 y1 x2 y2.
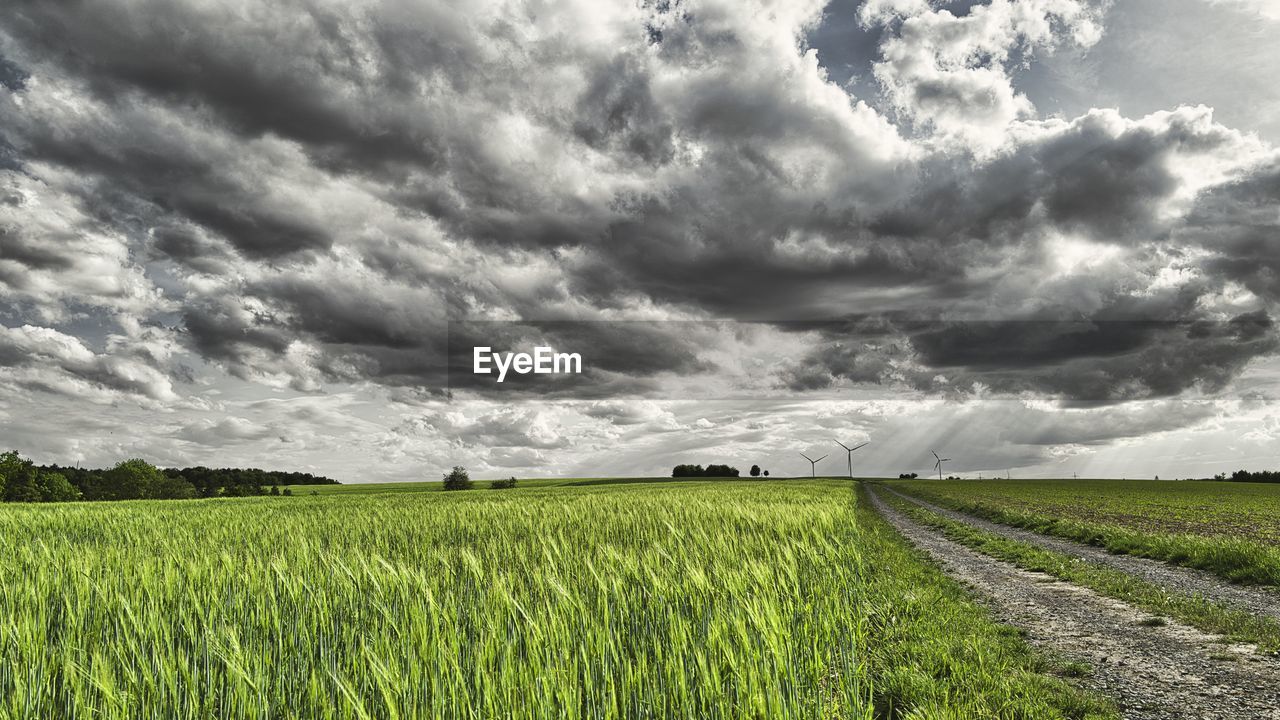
879 484 1280 621
865 485 1280 720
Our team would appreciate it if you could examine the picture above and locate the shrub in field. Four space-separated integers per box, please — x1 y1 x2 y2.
443 466 473 490
489 477 518 490
750 464 761 477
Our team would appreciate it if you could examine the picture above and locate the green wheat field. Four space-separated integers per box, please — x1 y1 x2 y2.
0 479 1112 719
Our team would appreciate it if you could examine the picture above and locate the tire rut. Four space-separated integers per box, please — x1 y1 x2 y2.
865 485 1280 720
879 484 1280 622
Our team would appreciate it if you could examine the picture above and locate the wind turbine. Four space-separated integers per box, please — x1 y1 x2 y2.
932 451 951 480
800 452 827 478
834 440 869 479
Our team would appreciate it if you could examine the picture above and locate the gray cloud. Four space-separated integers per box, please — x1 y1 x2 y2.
0 0 1278 474
0 324 180 403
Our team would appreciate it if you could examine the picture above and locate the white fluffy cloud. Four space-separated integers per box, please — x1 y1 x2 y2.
864 0 1106 150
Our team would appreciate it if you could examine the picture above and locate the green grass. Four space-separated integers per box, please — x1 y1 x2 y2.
0 480 1112 718
876 489 1280 656
889 479 1280 587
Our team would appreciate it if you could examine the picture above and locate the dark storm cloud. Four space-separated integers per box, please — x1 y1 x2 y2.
0 53 26 93
1183 159 1280 301
0 1 448 172
149 225 236 275
775 317 906 390
571 55 677 166
6 114 335 259
562 107 1249 328
869 108 1232 247
776 311 1280 404
0 0 1277 413
907 313 1279 403
0 225 76 270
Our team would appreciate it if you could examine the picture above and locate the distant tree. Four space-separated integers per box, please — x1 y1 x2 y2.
98 459 164 500
0 451 12 498
489 477 518 490
270 485 281 496
222 482 264 497
35 470 80 502
150 475 198 500
443 466 473 490
750 464 761 477
704 464 740 477
763 470 769 477
1 452 40 502
672 464 704 478
282 488 294 496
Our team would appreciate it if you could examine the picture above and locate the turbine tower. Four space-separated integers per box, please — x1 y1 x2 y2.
800 452 827 479
834 440 869 479
932 451 952 480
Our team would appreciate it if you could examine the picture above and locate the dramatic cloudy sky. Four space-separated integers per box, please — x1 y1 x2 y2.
3 0 1280 481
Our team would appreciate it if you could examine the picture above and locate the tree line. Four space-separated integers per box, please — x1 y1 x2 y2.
1211 470 1280 483
0 451 339 503
672 464 742 478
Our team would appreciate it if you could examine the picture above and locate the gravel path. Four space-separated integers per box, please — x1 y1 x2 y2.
865 486 1280 720
879 484 1280 622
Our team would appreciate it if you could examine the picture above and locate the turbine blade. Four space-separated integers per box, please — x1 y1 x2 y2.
851 442 868 451
835 440 850 451
816 455 828 463
932 450 940 461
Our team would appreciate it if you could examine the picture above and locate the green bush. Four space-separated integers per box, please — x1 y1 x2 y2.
443 466 473 491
